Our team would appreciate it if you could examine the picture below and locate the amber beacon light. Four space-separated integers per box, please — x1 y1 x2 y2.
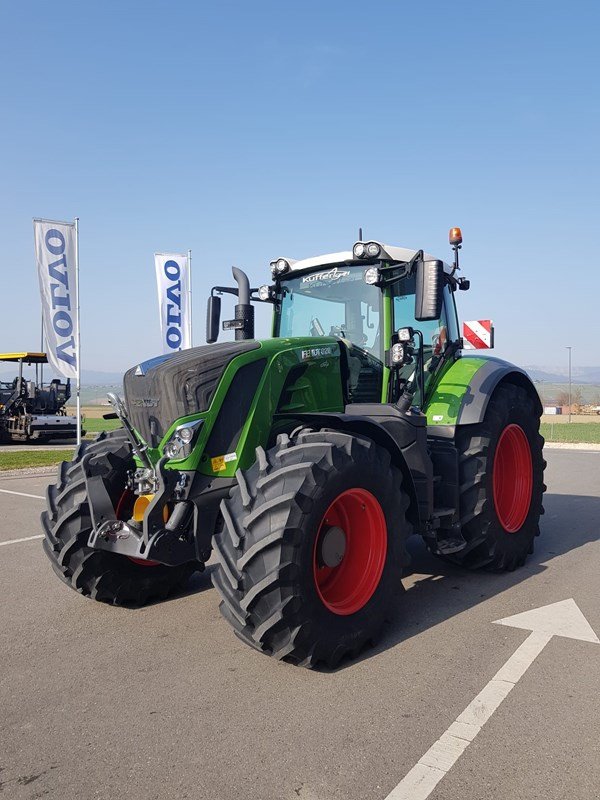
449 227 463 245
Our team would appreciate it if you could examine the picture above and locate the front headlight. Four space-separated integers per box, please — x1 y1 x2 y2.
162 419 204 461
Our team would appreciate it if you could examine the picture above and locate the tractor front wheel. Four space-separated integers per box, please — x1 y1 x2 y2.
42 429 197 604
211 429 410 668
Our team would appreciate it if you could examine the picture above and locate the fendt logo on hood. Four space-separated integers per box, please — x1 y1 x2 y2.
302 267 350 284
130 397 160 408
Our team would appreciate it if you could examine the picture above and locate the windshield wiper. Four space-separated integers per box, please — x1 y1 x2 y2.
310 317 326 336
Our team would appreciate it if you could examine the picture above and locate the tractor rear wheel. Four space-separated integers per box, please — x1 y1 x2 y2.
448 383 545 571
211 429 410 668
42 429 197 604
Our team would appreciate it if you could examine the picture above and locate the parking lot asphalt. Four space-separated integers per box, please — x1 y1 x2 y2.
0 449 599 800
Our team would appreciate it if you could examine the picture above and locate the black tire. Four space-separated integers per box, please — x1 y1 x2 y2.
42 429 197 604
447 382 546 571
211 429 411 668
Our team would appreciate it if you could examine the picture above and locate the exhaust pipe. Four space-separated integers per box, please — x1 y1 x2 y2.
231 267 254 340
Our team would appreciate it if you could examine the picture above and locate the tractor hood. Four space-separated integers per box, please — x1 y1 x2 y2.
123 341 260 445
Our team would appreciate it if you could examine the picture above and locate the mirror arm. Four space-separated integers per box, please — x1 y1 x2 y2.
407 249 424 275
377 251 423 289
211 286 238 298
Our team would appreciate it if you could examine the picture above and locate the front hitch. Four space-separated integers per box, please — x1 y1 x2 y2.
85 453 196 566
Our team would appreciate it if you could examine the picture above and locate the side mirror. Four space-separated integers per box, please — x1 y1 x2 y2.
206 295 221 343
414 259 444 322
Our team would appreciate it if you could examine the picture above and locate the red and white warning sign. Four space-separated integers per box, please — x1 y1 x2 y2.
463 319 494 349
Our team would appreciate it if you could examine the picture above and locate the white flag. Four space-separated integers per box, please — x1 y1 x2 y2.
33 219 78 380
154 253 191 353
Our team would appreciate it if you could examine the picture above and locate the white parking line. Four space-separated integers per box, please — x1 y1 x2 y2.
385 600 599 799
0 534 44 547
0 488 45 500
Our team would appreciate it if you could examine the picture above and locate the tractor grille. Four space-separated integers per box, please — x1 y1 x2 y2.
123 341 260 445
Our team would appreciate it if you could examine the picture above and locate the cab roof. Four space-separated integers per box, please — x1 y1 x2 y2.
281 243 453 275
0 352 48 364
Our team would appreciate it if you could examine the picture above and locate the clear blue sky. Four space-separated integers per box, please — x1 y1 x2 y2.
1 0 598 375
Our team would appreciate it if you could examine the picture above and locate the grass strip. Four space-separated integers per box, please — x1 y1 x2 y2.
84 418 121 434
0 449 75 471
540 422 600 444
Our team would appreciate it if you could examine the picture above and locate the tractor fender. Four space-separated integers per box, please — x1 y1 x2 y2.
277 410 433 528
427 355 542 432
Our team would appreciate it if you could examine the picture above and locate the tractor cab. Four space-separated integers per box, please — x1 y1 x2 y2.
262 242 464 410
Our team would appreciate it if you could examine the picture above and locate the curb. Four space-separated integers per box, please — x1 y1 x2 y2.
1 444 598 481
544 442 600 451
0 466 60 479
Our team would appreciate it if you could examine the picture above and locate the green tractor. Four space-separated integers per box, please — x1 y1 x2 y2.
42 229 545 668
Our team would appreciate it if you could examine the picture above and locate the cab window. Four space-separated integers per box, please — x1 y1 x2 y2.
392 275 458 399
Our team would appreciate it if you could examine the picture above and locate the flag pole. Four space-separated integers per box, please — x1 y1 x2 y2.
39 315 44 388
74 217 81 446
188 248 193 348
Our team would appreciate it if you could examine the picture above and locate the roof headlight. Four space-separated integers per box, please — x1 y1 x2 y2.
269 257 296 277
364 267 380 285
366 242 381 257
353 242 366 259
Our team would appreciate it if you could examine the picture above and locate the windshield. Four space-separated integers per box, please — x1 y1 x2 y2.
277 266 382 354
276 265 383 403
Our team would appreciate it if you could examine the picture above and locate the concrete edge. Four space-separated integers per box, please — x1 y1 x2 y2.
0 466 60 479
544 442 600 451
1 442 598 481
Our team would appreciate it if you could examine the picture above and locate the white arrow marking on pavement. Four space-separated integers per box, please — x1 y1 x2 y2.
385 599 599 800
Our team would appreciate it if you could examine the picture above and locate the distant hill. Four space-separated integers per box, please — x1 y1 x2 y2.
3 359 600 392
524 366 600 384
80 369 123 384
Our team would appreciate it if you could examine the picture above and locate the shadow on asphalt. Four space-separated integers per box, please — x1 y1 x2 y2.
179 564 216 598
126 492 600 669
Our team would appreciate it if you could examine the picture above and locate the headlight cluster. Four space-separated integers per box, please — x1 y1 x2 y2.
163 419 204 460
353 241 381 259
391 343 406 364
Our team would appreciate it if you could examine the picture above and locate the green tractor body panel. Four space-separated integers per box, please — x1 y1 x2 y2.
425 355 542 429
424 356 488 426
133 337 345 479
380 291 394 402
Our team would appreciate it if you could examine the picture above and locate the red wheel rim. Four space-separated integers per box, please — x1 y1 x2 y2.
115 490 160 567
313 488 387 615
493 424 533 533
